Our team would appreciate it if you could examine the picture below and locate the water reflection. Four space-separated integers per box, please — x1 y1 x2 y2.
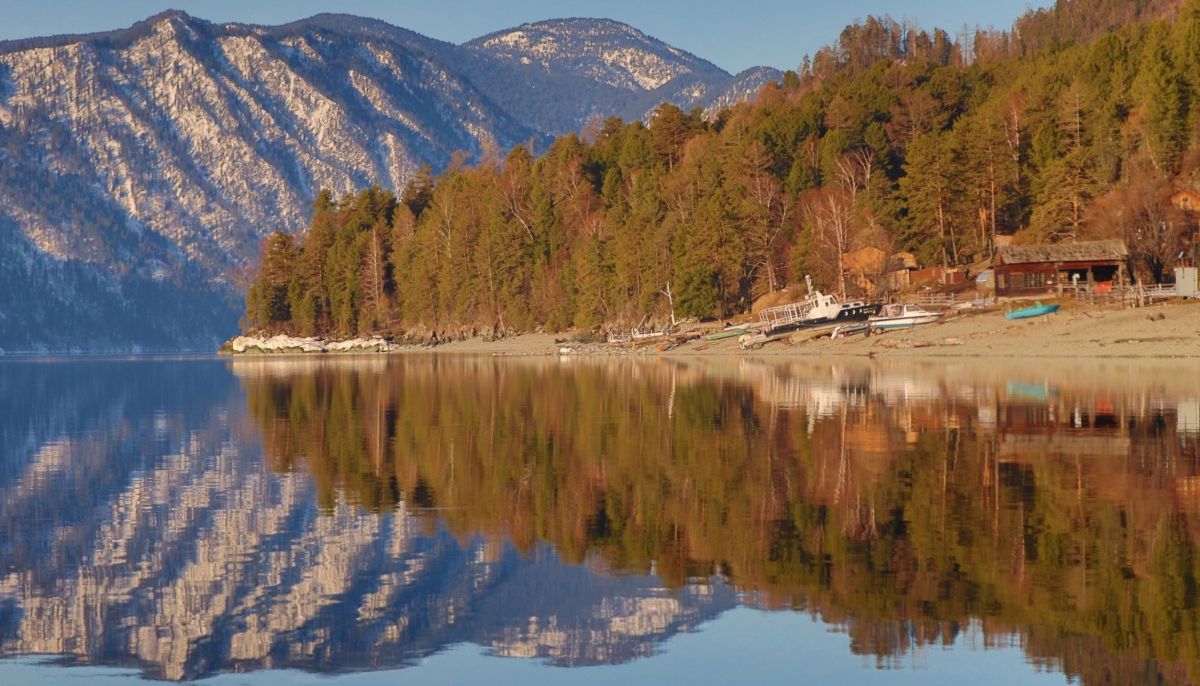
2 357 1200 684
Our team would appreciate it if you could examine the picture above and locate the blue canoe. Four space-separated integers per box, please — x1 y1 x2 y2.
1005 302 1060 320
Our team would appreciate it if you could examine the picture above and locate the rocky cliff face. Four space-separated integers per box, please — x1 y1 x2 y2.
0 11 778 351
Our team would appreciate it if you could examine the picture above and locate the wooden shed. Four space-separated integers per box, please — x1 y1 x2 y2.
994 240 1129 296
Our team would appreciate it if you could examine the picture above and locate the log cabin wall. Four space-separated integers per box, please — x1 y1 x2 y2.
994 241 1129 297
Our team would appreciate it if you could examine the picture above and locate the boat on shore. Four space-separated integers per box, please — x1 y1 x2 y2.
739 283 879 348
757 292 878 336
869 303 941 330
1005 302 1060 320
702 326 750 341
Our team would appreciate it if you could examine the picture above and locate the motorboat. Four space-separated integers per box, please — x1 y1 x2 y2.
869 303 941 330
740 295 879 348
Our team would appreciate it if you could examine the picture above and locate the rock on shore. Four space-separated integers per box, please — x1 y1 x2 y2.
225 335 398 354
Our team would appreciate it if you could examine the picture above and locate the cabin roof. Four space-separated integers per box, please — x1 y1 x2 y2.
996 240 1128 265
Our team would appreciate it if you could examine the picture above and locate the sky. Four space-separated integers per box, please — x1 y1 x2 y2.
0 1 1047 74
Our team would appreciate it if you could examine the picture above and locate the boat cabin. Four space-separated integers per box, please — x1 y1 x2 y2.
993 240 1129 297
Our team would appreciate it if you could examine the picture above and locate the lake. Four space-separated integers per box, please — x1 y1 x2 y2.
1 355 1199 685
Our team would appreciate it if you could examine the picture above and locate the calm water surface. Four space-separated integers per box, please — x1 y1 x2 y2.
1 355 1199 684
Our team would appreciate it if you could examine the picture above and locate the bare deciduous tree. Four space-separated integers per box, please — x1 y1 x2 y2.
803 187 857 299
834 148 876 204
741 141 793 293
1087 165 1187 283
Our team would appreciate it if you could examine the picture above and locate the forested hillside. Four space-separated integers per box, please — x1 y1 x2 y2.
245 0 1200 338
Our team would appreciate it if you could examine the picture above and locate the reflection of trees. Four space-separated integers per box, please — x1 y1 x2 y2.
240 358 1200 686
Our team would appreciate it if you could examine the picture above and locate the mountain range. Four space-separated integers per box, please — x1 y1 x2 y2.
0 11 779 352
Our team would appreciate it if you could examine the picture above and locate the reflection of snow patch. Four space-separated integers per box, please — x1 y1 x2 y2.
19 440 72 483
1178 400 1200 435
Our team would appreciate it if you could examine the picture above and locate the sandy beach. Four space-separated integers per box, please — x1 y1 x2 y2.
445 300 1200 359
226 300 1200 359
707 300 1200 359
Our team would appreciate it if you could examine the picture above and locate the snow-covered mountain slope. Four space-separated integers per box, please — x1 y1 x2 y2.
467 17 726 91
0 12 779 351
465 18 781 128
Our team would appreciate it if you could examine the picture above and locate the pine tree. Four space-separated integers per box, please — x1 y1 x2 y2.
902 132 962 267
649 103 701 171
1136 27 1188 172
401 164 434 217
244 231 296 330
1030 83 1095 241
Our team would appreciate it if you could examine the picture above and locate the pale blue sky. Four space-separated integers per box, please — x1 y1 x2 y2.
0 1 1046 74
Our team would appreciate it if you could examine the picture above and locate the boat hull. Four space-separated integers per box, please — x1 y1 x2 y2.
870 314 941 330
703 328 747 341
1005 304 1060 320
763 303 879 337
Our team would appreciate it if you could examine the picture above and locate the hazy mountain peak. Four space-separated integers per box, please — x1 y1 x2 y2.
146 8 197 26
466 17 727 91
0 8 209 55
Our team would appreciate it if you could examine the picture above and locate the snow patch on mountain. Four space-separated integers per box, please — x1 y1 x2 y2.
468 17 721 92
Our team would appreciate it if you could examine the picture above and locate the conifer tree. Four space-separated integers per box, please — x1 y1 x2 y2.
1031 83 1095 241
244 231 296 330
902 132 962 267
1136 27 1188 171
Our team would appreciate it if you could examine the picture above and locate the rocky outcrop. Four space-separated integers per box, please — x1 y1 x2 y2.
226 334 398 354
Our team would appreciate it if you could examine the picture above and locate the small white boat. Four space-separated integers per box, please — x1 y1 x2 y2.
869 303 941 330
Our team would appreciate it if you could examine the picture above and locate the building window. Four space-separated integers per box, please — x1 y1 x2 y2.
1023 273 1045 288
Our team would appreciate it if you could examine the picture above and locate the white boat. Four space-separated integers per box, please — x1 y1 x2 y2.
869 303 941 330
738 277 882 349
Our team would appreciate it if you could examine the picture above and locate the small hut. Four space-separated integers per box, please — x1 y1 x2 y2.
994 240 1129 296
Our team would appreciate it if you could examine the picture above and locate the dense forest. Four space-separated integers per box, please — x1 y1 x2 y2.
238 358 1200 686
244 0 1200 337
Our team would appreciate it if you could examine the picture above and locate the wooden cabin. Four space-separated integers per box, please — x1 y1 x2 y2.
994 240 1129 296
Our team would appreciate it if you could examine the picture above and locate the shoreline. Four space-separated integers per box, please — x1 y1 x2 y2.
224 300 1200 360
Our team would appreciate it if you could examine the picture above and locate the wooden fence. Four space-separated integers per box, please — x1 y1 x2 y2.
1058 283 1178 307
902 292 994 309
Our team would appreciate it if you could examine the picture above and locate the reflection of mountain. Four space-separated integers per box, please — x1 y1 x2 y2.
0 359 733 681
